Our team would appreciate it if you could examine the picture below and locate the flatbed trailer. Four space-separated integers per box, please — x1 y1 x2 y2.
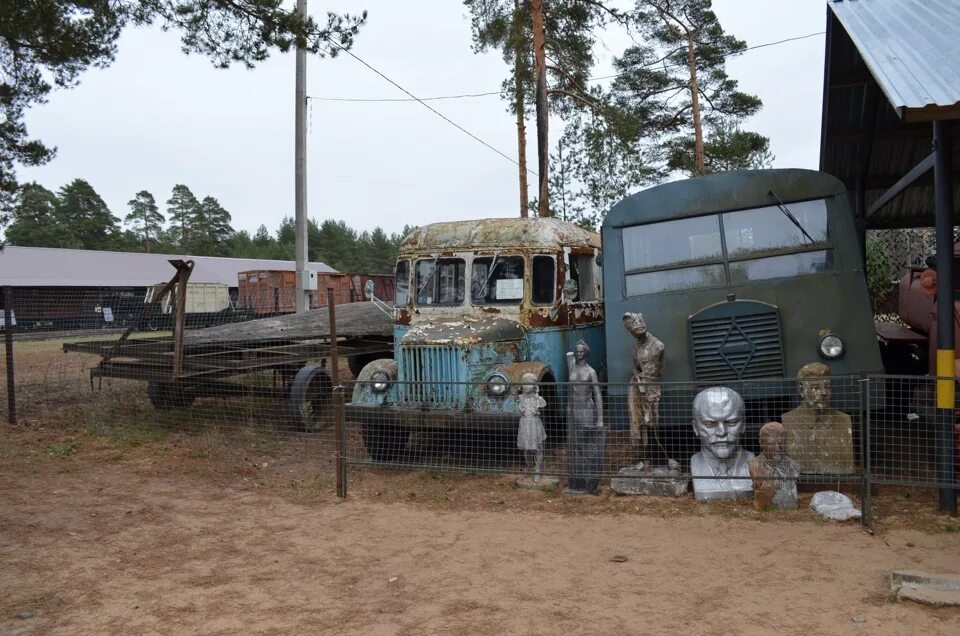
64 301 394 430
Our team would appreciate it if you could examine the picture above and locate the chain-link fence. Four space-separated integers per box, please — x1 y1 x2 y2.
2 284 958 529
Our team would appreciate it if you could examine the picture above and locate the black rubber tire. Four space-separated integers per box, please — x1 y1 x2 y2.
147 380 195 410
361 424 410 462
288 365 333 432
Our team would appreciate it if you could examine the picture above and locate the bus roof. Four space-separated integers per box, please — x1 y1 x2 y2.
398 217 600 254
604 169 847 229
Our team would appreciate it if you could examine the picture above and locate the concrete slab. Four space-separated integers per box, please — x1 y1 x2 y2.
891 570 960 607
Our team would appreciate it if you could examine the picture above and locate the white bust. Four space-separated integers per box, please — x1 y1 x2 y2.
690 387 754 501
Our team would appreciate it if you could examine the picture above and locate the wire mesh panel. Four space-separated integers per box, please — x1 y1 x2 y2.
343 376 868 496
1 284 392 444
868 374 959 489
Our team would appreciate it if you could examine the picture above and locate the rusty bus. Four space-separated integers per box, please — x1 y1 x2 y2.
347 218 604 460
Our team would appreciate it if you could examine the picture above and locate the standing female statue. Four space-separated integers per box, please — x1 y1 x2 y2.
565 340 605 495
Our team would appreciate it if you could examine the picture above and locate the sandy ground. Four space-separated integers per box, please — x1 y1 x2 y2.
1 425 959 636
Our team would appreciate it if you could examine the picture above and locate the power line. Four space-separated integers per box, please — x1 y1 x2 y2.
323 37 536 176
309 91 502 102
311 30 824 103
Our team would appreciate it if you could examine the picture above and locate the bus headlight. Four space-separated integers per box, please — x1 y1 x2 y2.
370 370 391 393
487 373 509 396
819 333 844 359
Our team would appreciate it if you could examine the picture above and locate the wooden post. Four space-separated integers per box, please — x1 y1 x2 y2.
3 287 16 425
171 260 194 379
531 0 549 217
514 0 529 218
329 289 347 498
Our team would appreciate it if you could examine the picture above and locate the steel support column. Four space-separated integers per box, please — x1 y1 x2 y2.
933 119 957 515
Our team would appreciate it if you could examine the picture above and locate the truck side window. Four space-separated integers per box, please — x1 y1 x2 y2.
395 260 410 306
471 256 525 305
568 253 598 302
532 255 555 305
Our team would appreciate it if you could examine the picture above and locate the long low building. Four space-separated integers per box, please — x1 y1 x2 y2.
0 245 339 331
0 245 337 287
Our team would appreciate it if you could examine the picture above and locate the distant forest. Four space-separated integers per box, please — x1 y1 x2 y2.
3 179 411 274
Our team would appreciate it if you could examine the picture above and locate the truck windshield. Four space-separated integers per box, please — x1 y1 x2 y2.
622 198 831 296
395 260 410 306
416 258 465 305
472 256 525 305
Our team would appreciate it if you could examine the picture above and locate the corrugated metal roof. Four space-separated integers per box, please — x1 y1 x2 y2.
829 0 960 119
0 246 337 287
820 0 960 230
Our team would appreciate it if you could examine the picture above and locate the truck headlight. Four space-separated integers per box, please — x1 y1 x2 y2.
819 333 844 359
487 373 508 396
370 370 391 393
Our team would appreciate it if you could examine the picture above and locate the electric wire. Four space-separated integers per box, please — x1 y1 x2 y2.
324 37 537 176
310 30 824 103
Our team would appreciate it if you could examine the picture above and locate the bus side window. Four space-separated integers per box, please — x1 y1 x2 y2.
532 255 555 304
567 253 597 302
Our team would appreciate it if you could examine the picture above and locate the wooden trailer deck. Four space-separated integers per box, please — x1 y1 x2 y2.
64 302 394 383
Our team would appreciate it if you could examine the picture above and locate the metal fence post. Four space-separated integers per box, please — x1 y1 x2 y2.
3 286 16 425
328 289 347 498
861 377 873 531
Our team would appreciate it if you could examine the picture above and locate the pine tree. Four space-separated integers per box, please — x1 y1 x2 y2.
193 195 233 255
166 184 200 249
124 190 165 253
4 183 63 247
464 0 622 217
613 0 766 176
56 179 119 249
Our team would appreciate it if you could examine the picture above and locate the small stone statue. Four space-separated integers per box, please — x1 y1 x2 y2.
690 386 754 501
748 421 800 510
565 340 605 496
781 362 856 475
517 372 547 482
623 312 665 465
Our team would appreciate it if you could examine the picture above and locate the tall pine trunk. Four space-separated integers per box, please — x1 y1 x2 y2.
684 34 706 176
531 0 549 217
514 0 529 218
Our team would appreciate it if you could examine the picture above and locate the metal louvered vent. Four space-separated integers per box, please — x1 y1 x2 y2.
690 309 784 382
397 345 466 405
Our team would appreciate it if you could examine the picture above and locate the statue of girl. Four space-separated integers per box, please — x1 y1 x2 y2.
517 372 547 482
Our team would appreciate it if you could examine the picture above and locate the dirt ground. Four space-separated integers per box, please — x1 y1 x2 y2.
2 421 960 636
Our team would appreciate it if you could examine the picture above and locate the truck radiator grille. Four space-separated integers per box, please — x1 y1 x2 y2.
690 310 784 382
397 345 466 405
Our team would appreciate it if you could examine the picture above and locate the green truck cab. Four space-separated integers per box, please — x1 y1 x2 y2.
602 168 884 431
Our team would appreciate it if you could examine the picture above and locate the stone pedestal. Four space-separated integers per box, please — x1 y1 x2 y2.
610 465 689 497
567 426 606 495
516 475 559 491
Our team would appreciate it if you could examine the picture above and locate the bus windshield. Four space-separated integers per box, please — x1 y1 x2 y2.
472 256 525 305
622 199 831 296
416 258 465 305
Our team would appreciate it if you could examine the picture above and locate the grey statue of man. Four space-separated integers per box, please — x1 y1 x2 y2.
690 386 754 501
623 312 665 464
565 340 605 495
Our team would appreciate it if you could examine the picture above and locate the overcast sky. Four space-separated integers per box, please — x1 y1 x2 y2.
17 0 826 239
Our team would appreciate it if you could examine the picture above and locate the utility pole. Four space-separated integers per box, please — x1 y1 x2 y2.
294 0 310 313
531 0 549 217
514 0 529 218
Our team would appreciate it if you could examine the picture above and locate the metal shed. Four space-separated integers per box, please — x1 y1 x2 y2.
819 0 960 513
